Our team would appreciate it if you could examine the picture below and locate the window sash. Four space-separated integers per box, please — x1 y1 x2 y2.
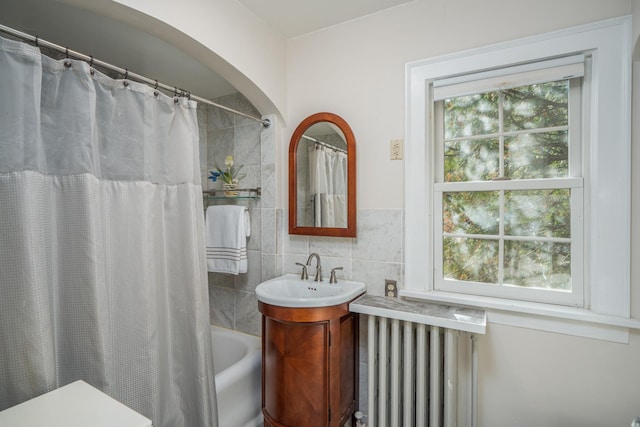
434 186 584 306
435 177 582 192
435 79 582 182
433 55 584 100
433 77 583 306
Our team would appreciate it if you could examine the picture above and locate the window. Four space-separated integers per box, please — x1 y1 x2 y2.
433 72 583 306
403 17 636 341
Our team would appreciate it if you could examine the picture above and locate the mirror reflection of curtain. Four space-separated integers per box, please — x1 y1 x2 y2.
308 145 347 227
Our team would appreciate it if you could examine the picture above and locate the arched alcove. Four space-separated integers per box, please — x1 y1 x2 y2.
2 0 287 123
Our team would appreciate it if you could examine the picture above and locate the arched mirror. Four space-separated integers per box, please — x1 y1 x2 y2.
289 112 356 237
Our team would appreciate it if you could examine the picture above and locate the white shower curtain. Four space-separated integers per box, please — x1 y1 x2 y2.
0 36 217 426
308 145 347 227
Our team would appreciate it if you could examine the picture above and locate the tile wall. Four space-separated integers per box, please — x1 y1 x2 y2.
200 92 406 329
279 209 404 295
198 93 278 337
279 208 404 417
200 95 404 416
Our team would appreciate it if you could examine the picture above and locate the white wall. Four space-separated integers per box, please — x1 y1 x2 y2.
286 0 633 210
634 0 640 59
80 0 289 120
633 2 640 321
286 1 640 425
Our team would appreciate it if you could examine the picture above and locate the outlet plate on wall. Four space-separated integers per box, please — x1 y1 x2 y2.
390 139 403 160
385 279 397 297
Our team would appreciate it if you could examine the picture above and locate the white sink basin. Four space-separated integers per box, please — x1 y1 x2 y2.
256 274 366 308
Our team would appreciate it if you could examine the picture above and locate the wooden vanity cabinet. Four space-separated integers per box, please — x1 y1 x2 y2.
259 300 358 427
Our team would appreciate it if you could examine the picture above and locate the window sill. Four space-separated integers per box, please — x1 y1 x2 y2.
399 289 640 343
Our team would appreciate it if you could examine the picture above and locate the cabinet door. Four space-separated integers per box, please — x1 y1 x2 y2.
263 318 328 426
338 313 357 420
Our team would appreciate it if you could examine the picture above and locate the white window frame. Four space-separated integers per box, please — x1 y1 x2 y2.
403 16 639 342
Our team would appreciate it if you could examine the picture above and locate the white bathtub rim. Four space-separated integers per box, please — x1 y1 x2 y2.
211 325 261 392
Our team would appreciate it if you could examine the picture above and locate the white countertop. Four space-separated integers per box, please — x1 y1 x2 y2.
0 380 152 427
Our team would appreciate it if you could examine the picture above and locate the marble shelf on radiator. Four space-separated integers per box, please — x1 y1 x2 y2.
349 294 486 334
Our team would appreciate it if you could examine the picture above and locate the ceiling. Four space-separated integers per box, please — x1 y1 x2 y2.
238 0 413 38
0 0 413 102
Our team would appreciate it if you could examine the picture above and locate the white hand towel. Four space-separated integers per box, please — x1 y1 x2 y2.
205 205 250 275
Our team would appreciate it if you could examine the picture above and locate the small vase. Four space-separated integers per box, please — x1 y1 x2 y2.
223 183 239 197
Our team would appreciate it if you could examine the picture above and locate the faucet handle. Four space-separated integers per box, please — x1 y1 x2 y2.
295 262 309 280
329 267 343 284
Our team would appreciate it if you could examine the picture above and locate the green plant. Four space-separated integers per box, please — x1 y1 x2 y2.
208 155 245 185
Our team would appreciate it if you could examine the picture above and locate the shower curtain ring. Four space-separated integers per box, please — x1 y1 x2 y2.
89 55 94 68
34 35 39 47
63 47 72 68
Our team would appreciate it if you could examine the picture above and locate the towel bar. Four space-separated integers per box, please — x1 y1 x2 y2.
203 187 261 199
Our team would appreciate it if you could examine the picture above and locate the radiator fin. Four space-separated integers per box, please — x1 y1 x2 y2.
366 315 476 427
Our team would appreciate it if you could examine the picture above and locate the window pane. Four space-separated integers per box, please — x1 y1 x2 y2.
444 92 499 138
444 191 499 235
444 139 499 182
504 240 571 290
505 189 570 238
444 237 498 283
503 81 568 131
504 131 568 179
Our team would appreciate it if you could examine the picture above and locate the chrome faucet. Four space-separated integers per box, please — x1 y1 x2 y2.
306 253 322 282
329 267 343 284
295 262 309 280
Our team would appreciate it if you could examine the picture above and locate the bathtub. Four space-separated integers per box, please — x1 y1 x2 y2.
211 326 263 427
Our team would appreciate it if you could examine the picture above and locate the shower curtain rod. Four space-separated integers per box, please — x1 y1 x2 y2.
301 134 347 154
0 23 271 128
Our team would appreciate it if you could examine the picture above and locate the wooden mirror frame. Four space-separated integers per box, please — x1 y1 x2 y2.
288 112 356 237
